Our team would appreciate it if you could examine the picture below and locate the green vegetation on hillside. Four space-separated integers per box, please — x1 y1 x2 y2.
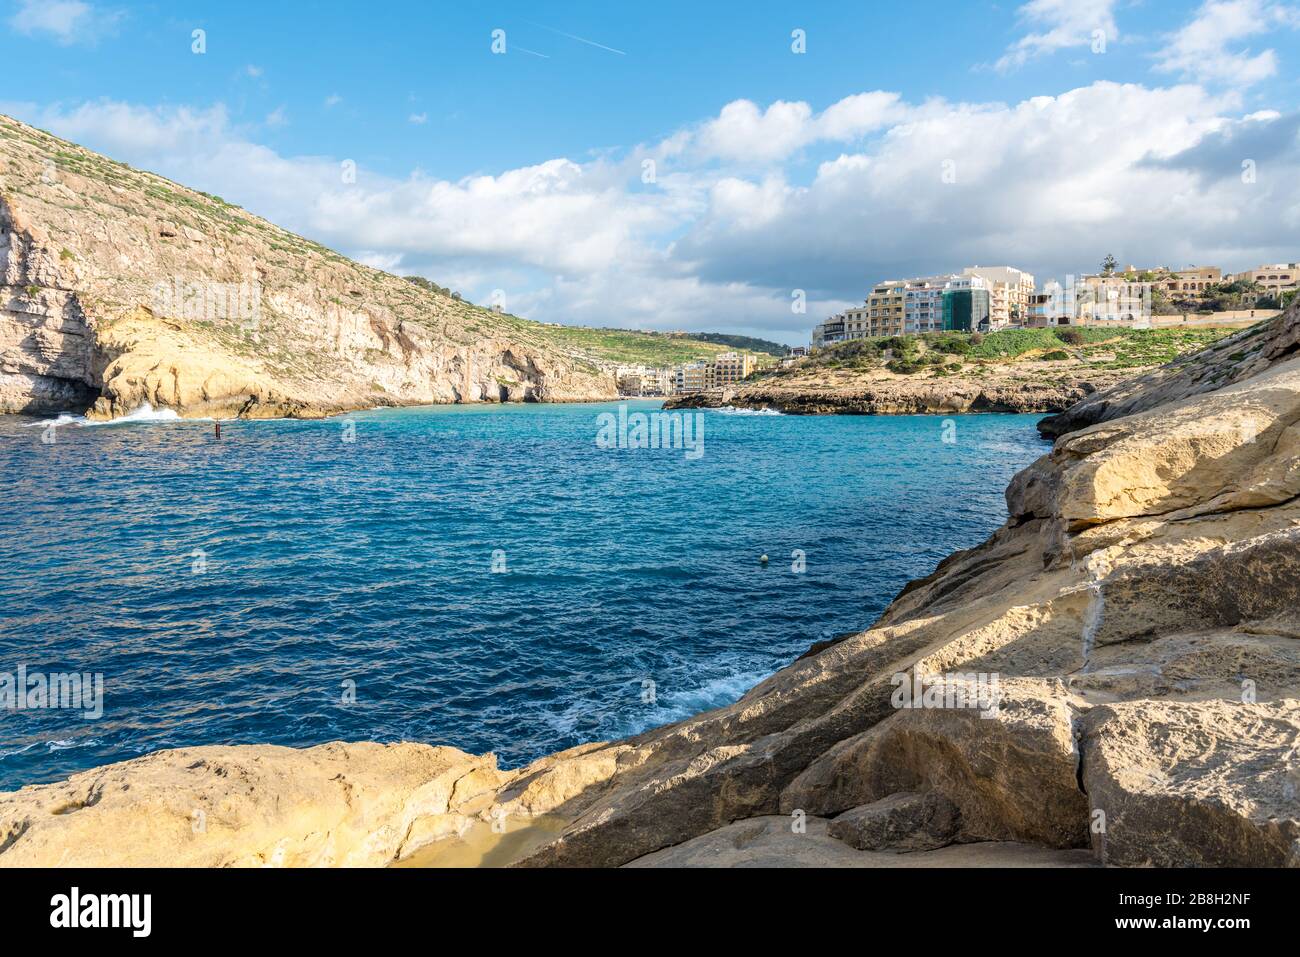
503 322 775 367
760 326 1242 379
686 332 787 356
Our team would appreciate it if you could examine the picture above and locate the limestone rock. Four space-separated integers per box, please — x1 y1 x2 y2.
1038 313 1300 438
781 678 1089 849
1082 699 1300 867
624 815 1097 868
827 791 961 851
0 742 499 867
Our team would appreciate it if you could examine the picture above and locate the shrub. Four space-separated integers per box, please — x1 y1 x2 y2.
1042 349 1070 361
1056 329 1085 346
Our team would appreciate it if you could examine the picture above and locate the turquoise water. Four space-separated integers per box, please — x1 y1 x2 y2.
0 401 1047 789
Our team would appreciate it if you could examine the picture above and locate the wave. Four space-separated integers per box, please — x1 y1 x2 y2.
24 402 208 427
710 406 783 416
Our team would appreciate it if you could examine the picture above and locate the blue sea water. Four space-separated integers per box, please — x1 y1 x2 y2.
0 401 1047 790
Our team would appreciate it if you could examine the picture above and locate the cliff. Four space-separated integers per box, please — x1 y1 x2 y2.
0 114 615 420
3 305 1296 867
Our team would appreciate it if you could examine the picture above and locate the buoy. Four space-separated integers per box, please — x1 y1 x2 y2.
760 554 769 564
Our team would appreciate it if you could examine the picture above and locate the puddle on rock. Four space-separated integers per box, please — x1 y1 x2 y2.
393 814 569 868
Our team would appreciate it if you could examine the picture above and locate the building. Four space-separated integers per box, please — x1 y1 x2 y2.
1229 263 1298 299
1028 275 1152 325
616 366 675 396
942 282 992 332
865 280 907 337
709 351 756 386
903 275 965 333
961 266 1035 327
811 314 846 348
1079 275 1152 322
674 361 710 394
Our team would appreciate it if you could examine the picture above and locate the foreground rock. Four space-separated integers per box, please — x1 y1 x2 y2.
0 113 613 418
1083 700 1300 867
625 816 1096 868
3 308 1298 868
0 742 504 867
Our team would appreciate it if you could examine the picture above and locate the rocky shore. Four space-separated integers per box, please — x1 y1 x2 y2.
664 375 1119 416
3 305 1297 868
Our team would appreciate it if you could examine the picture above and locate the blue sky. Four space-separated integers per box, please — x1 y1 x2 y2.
4 0 1299 342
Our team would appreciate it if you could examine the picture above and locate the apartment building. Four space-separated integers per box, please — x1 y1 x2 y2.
865 281 907 337
942 280 992 332
961 266 1035 327
674 361 710 394
811 314 847 348
709 351 756 386
903 275 964 333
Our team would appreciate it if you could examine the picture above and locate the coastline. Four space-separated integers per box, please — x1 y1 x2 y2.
3 307 1298 868
662 376 1111 416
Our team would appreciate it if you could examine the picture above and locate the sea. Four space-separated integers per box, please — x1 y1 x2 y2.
0 400 1047 789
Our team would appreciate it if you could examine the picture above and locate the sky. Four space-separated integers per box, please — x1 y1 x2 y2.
2 0 1298 344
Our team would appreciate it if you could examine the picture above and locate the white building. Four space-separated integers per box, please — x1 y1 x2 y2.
962 265 1035 327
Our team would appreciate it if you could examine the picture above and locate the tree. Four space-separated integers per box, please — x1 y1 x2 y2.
1101 254 1118 276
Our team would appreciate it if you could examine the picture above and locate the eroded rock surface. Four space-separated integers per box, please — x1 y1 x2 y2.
0 742 502 867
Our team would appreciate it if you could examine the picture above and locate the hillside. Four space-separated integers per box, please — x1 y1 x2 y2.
667 326 1239 414
0 113 617 419
515 322 779 367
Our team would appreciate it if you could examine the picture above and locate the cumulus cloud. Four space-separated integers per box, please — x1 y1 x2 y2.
1155 0 1300 87
994 0 1119 72
12 80 1300 344
695 92 904 164
8 0 120 45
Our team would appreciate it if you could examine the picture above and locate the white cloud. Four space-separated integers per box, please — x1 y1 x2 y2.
1155 0 1300 87
695 93 904 164
265 107 288 128
324 94 342 108
8 0 119 45
995 0 1119 72
408 112 428 125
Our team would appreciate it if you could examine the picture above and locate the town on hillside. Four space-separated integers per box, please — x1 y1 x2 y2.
614 260 1296 398
811 260 1298 347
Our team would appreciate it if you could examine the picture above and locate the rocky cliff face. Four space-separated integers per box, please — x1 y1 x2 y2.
2 264 1297 868
0 114 614 419
665 376 1117 415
